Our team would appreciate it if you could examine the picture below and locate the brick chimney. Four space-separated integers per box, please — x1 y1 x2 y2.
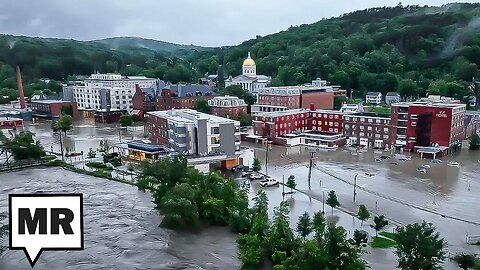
16 66 26 109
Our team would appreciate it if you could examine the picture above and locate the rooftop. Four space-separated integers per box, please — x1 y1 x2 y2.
346 112 391 118
127 140 170 154
30 100 73 104
254 108 309 118
366 92 381 96
149 109 239 124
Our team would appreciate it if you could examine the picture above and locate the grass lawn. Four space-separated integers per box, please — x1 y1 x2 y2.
371 236 396 248
379 231 397 240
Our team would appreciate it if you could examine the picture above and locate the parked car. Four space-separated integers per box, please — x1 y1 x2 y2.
249 173 264 180
231 164 245 172
242 170 253 177
416 167 427 174
431 159 443 164
447 161 460 167
365 172 375 177
259 178 280 187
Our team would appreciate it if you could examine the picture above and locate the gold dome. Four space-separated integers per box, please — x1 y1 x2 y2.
243 52 256 66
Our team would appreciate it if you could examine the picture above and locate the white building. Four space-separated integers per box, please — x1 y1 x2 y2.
208 95 247 107
224 52 271 93
69 73 156 113
366 92 382 105
148 109 240 156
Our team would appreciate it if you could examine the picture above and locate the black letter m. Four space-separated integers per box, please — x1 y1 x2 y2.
18 208 47 234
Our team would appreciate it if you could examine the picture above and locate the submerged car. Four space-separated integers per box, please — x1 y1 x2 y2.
259 178 280 187
431 159 443 164
249 173 264 180
416 167 427 174
447 161 460 167
365 172 375 177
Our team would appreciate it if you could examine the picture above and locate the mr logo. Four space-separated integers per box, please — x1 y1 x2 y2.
9 194 84 267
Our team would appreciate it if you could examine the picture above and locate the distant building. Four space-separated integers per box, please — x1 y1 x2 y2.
155 84 214 111
340 103 364 113
463 111 480 139
390 97 465 156
251 78 343 114
147 109 240 156
224 52 271 93
208 96 247 119
343 112 393 149
385 92 401 105
366 92 382 105
132 80 166 119
30 100 79 119
94 109 126 124
67 73 157 113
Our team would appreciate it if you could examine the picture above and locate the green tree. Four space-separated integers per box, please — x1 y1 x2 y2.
296 212 312 240
61 105 74 117
334 96 348 110
325 224 367 269
286 175 296 194
357 205 370 226
326 190 340 215
87 147 96 159
398 79 418 99
370 215 388 237
395 222 446 270
311 211 326 240
252 158 261 172
469 134 480 150
119 114 134 127
349 229 368 246
237 112 252 126
195 98 210 113
267 202 297 262
220 85 256 107
453 253 476 270
98 139 111 155
1 131 46 160
53 114 73 135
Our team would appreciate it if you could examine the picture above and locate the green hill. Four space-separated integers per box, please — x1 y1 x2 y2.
190 3 480 101
92 37 212 56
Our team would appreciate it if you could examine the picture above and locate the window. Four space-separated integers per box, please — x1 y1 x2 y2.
334 122 339 127
368 118 373 123
367 126 372 131
411 122 417 127
360 126 364 131
335 115 339 119
360 117 365 123
345 117 350 121
360 132 364 137
384 128 388 132
329 122 333 126
329 115 333 119
376 119 380 123
345 124 350 129
334 128 338 133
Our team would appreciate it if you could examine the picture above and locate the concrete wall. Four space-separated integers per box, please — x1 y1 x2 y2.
219 123 235 156
197 119 208 155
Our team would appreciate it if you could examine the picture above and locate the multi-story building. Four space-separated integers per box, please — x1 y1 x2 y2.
148 109 240 156
391 97 465 155
66 73 157 113
343 112 393 149
132 81 167 119
155 84 214 111
208 96 247 119
251 78 344 114
30 100 79 119
385 92 401 105
224 52 271 93
252 108 346 147
366 92 382 105
464 111 480 139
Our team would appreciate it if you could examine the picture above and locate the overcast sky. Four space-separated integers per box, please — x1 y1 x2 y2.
0 0 475 47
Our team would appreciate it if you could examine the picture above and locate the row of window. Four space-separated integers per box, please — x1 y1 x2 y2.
312 120 339 127
348 132 389 139
344 117 389 124
345 125 389 133
312 113 340 119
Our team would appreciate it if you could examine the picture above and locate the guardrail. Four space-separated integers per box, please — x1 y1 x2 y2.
0 160 46 172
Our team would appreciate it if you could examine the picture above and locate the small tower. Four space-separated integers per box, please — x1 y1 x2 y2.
242 52 256 77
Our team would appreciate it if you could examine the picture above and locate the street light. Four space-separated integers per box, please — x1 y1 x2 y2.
353 173 359 202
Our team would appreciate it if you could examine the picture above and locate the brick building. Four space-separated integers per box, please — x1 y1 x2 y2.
132 83 162 119
30 100 79 119
343 112 393 149
208 96 247 119
156 84 214 111
252 108 346 147
251 78 345 114
391 98 465 155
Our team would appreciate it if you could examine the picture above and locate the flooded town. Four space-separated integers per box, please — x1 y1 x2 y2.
2 2 480 270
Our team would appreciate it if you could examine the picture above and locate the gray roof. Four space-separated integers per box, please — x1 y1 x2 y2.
163 84 214 98
366 92 381 96
386 92 400 97
140 80 166 101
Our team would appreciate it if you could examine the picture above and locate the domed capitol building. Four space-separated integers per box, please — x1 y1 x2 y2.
224 52 271 93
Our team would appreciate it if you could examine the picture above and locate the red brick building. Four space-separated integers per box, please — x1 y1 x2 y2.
30 100 79 119
343 112 393 149
391 99 465 155
132 84 158 120
156 84 214 111
308 110 344 134
208 96 247 119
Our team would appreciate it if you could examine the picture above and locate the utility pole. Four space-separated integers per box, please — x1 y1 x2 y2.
59 131 64 161
353 173 358 202
307 151 314 189
282 175 285 201
265 141 269 176
118 125 122 143
322 191 325 214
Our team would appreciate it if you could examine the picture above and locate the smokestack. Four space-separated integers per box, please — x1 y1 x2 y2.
16 66 26 109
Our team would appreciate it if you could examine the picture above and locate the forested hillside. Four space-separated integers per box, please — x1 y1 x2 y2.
190 3 480 100
1 3 480 103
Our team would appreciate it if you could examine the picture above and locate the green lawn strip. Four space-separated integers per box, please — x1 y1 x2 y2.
370 235 396 248
379 231 397 241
